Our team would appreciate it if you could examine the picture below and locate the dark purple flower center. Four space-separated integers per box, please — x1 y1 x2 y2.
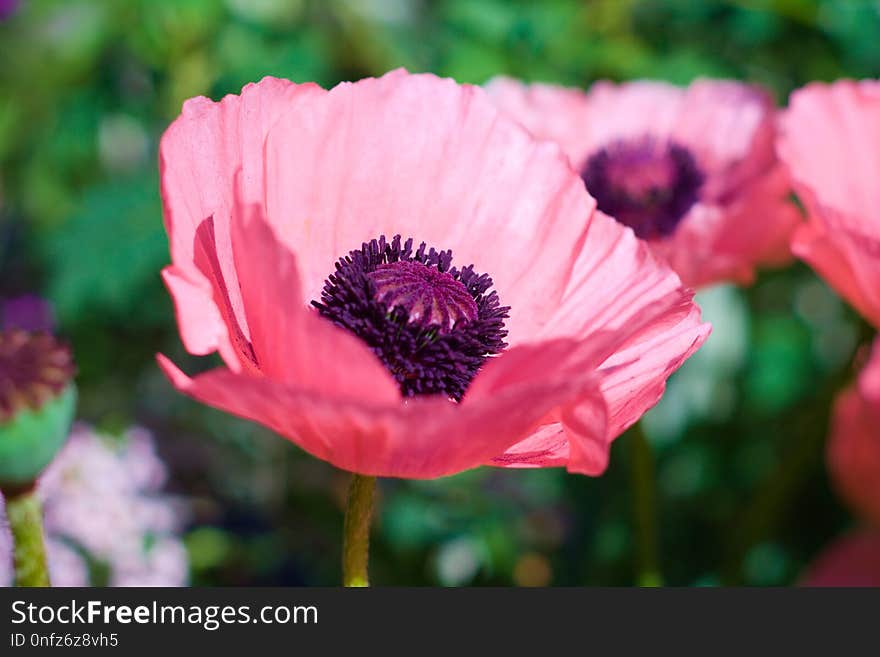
0 330 75 422
313 235 508 401
367 261 479 331
581 138 704 240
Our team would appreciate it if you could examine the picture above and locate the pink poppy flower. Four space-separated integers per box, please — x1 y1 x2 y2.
777 79 880 328
157 70 709 479
827 338 880 527
801 530 880 587
484 77 799 288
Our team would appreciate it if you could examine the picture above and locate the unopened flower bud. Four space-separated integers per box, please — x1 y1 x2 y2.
0 328 76 489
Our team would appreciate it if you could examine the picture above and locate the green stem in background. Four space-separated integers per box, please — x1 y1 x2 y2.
5 489 50 587
342 474 376 587
629 423 663 587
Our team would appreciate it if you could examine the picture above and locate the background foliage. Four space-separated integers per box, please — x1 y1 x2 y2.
1 0 878 585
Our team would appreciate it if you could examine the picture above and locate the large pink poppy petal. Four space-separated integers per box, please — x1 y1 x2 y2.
227 202 400 402
598 302 708 439
789 179 880 327
157 340 606 479
467 332 621 476
860 340 880 401
778 80 880 326
535 211 711 438
827 340 880 527
161 265 229 359
192 218 260 375
801 531 880 587
791 218 880 328
498 299 707 476
490 220 710 475
482 76 593 167
537 211 698 340
467 333 611 394
160 76 325 353
488 423 570 469
557 400 614 475
779 80 880 223
815 221 880 328
488 400 614 476
262 70 595 344
465 333 624 474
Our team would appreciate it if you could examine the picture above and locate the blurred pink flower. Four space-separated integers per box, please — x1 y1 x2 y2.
802 530 880 587
827 338 880 527
0 423 188 587
777 79 880 328
485 77 799 288
158 70 709 478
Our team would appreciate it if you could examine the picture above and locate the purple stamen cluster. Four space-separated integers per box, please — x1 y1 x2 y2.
313 235 509 401
0 330 75 421
582 137 704 240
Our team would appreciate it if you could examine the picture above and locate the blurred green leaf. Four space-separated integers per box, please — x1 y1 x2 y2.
44 173 166 324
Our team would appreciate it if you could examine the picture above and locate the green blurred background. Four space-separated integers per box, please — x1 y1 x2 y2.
1 0 878 585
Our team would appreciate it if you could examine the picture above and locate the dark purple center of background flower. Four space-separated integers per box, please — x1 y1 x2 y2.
581 138 704 240
0 330 75 421
313 235 508 401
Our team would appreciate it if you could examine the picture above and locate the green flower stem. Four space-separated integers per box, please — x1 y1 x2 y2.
629 423 663 587
6 489 50 587
342 474 376 587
